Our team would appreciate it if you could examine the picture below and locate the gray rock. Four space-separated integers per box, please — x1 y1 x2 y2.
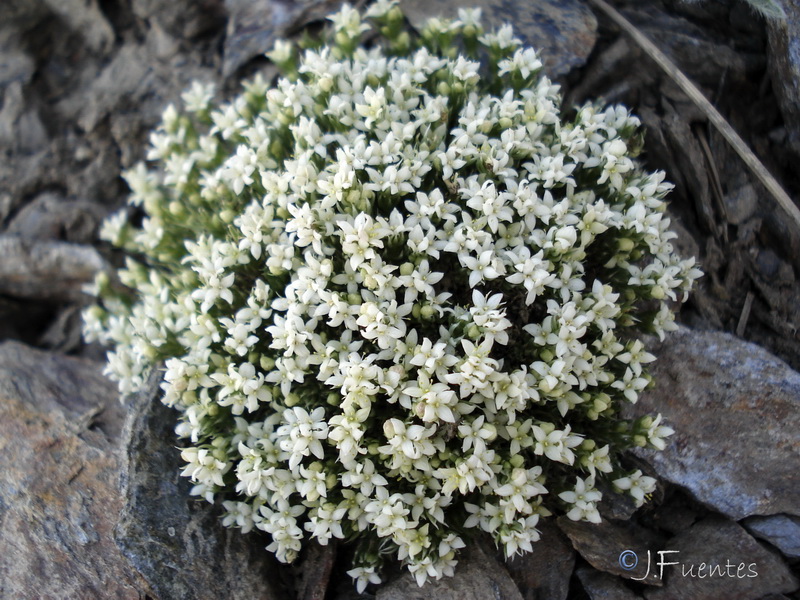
224 0 349 76
116 371 286 600
557 517 664 586
38 305 85 353
376 539 523 600
0 341 148 599
625 328 800 521
41 0 115 55
132 0 225 39
647 495 700 538
0 29 35 88
743 514 800 559
0 235 108 302
623 4 763 88
576 567 642 600
0 0 49 33
768 2 800 156
401 0 597 77
0 80 48 153
505 520 575 600
69 39 162 134
4 193 106 244
296 541 337 600
643 517 799 600
723 184 759 225
596 479 639 522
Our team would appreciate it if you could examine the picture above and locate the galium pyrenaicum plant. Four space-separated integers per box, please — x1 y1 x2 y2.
85 0 701 591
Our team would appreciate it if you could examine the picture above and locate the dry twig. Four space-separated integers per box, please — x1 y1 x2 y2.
736 290 755 337
587 0 800 233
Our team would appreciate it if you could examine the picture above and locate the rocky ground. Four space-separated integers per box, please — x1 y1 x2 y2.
0 0 799 598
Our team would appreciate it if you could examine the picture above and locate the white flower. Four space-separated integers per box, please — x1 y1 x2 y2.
347 565 382 593
613 470 657 507
498 47 542 79
559 477 602 523
276 406 329 470
88 2 699 588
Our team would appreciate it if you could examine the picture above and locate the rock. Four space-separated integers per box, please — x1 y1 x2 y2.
625 328 800 521
0 29 35 88
116 371 286 600
622 4 763 89
723 184 759 225
647 490 702 537
505 520 575 600
41 0 115 55
596 479 639 522
4 193 106 244
132 0 225 39
768 1 800 156
0 7 45 33
0 341 148 599
376 540 523 600
0 80 48 153
0 235 108 302
295 541 337 600
743 514 800 559
643 517 799 600
223 0 349 76
70 40 161 134
576 567 642 600
557 517 664 586
400 0 597 77
38 305 85 353
755 248 794 283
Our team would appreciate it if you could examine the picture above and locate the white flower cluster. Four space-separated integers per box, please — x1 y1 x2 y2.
85 1 700 591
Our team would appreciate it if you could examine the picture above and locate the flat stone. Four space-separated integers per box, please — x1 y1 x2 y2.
132 0 225 39
0 80 48 153
622 4 762 89
505 520 575 600
5 193 106 244
0 0 49 29
625 328 800 521
116 371 286 600
596 479 639 522
0 235 108 302
38 305 85 353
0 29 35 87
557 517 664 586
743 514 800 559
723 184 759 225
295 541 337 600
401 0 597 77
41 0 115 55
643 517 798 600
71 42 155 134
576 567 643 600
376 539 523 600
646 491 702 538
223 0 349 76
0 342 147 599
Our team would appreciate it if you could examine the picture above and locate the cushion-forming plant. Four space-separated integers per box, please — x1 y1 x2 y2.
85 1 701 590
